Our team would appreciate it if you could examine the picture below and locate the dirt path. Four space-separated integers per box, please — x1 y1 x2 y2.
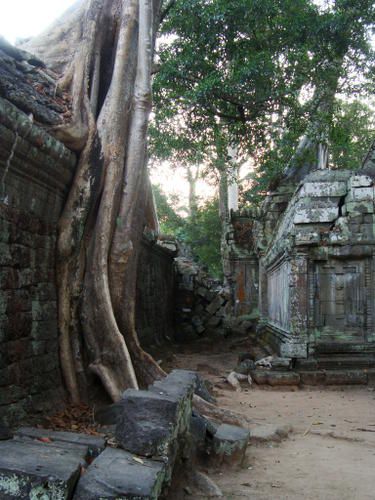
163 337 375 500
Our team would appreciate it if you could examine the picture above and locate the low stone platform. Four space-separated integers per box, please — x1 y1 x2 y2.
250 368 374 387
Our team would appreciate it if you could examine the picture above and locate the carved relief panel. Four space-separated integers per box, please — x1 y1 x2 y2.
313 259 371 343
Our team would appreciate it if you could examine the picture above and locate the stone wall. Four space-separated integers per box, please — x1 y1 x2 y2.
136 238 176 346
0 95 76 424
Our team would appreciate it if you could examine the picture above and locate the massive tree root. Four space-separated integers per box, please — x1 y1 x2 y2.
25 0 163 403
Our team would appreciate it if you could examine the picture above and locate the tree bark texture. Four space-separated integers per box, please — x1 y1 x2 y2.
25 0 164 403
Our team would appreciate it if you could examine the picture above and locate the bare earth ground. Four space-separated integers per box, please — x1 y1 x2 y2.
158 336 375 500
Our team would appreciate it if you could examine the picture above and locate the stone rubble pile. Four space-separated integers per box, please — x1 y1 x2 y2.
0 370 250 499
174 257 231 339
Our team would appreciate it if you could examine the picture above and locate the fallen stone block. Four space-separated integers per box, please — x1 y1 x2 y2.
324 370 367 385
150 369 197 402
194 374 216 403
205 295 226 315
249 424 292 444
74 447 166 499
115 389 181 458
0 438 87 499
15 427 105 458
211 424 250 466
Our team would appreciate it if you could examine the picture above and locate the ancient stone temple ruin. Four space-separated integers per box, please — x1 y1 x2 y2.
226 148 375 365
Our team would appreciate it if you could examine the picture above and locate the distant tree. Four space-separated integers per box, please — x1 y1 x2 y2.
152 184 186 235
330 99 375 170
183 198 223 279
153 184 222 277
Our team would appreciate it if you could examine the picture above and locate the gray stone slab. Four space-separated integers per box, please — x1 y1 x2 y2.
345 201 374 215
346 186 374 202
149 370 198 402
298 181 347 198
16 427 105 458
252 370 300 386
115 390 180 458
294 207 339 224
74 447 166 499
324 370 368 385
299 371 326 385
0 438 87 498
348 175 373 188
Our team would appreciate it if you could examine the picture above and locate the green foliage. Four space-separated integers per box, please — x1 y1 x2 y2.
153 184 222 278
183 198 223 279
153 0 375 192
153 0 319 160
330 99 375 169
152 184 186 235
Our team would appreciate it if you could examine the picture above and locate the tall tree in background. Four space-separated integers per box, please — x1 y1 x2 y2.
283 0 375 183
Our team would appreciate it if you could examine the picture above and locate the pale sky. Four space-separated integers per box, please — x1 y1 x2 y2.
0 0 78 43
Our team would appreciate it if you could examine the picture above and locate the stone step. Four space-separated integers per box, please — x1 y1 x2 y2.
0 437 87 498
300 369 368 385
313 342 375 355
74 447 166 499
251 370 300 386
251 368 370 386
316 356 375 370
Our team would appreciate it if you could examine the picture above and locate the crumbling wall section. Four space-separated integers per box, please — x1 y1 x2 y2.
135 238 177 346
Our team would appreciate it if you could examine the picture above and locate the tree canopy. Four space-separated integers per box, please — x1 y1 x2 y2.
151 0 375 193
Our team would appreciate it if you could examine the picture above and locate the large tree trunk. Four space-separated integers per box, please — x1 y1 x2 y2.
25 0 164 403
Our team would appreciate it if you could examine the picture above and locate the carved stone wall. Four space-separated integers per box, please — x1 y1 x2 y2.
0 97 76 424
258 170 375 357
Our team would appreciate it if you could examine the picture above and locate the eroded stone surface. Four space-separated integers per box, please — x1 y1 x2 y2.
211 424 250 466
0 438 87 499
74 447 166 500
